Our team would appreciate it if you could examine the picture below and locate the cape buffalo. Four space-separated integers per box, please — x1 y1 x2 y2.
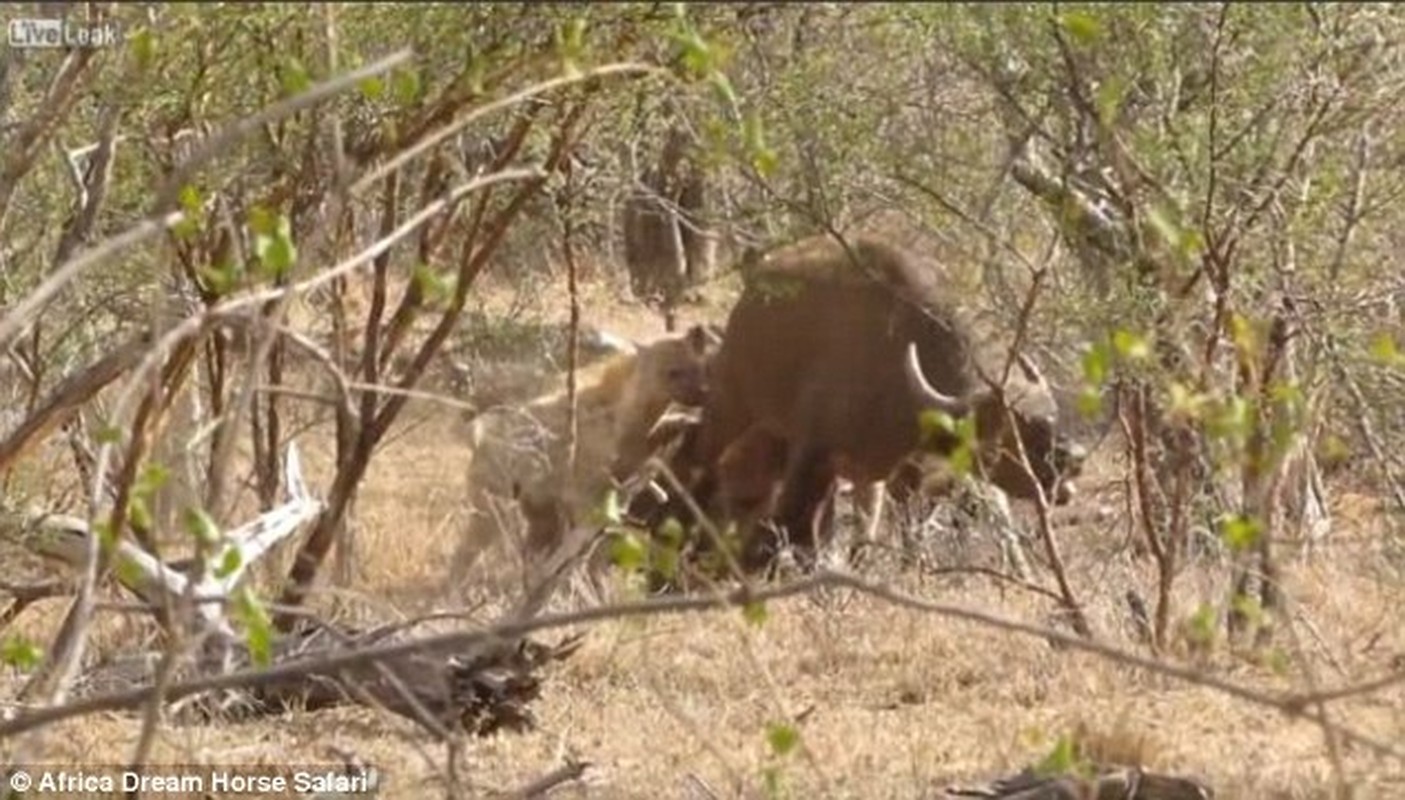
672 233 1085 570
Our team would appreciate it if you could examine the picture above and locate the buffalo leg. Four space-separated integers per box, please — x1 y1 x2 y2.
764 441 836 571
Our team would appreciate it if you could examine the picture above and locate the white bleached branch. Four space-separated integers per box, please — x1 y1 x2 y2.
13 442 323 637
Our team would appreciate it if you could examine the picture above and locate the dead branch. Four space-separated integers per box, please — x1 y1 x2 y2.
10 443 320 639
0 569 1399 761
0 47 97 230
990 267 1091 638
0 579 72 629
150 48 412 212
496 759 592 799
276 92 599 626
0 213 184 352
351 61 662 194
0 332 151 474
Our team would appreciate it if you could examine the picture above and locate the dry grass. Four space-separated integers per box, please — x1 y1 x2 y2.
3 269 1404 800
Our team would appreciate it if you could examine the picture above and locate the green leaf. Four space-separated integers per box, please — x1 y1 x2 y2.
182 506 220 547
279 57 313 97
1185 603 1217 648
1080 341 1111 386
1178 227 1206 261
1094 75 1126 127
252 214 297 279
215 547 243 580
1057 12 1102 46
115 553 147 589
412 263 454 306
672 26 712 79
392 68 422 106
130 28 156 72
178 185 203 217
741 112 778 177
358 76 385 101
946 441 974 478
233 588 274 667
652 540 680 581
461 43 487 95
918 409 957 439
1 634 43 671
1231 592 1264 627
1318 433 1351 466
657 517 685 549
126 496 152 532
555 17 588 78
752 147 780 179
1076 386 1103 420
199 261 242 296
95 424 124 445
609 531 647 572
248 206 278 237
1146 205 1182 252
1229 313 1260 357
93 519 118 551
709 71 739 110
1369 332 1403 367
1206 395 1253 443
1035 734 1080 776
1166 382 1207 422
172 216 201 241
1265 647 1292 676
742 599 768 627
134 463 170 497
761 766 783 800
765 722 800 757
1219 514 1262 552
1111 329 1150 361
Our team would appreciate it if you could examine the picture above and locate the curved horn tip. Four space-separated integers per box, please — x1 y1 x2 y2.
904 342 963 414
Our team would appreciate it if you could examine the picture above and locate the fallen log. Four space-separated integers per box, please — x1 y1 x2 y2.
944 764 1213 800
68 620 584 739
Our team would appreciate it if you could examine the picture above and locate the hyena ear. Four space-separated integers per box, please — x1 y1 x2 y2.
686 323 723 354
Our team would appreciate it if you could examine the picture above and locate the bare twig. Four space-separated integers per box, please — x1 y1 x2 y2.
0 579 72 628
351 62 661 194
0 570 1399 761
0 47 96 230
0 332 152 474
496 759 591 799
0 213 184 352
150 49 413 211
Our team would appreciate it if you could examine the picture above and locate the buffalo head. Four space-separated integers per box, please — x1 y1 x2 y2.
903 343 1085 505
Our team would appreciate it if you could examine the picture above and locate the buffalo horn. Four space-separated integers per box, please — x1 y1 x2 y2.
904 343 964 415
